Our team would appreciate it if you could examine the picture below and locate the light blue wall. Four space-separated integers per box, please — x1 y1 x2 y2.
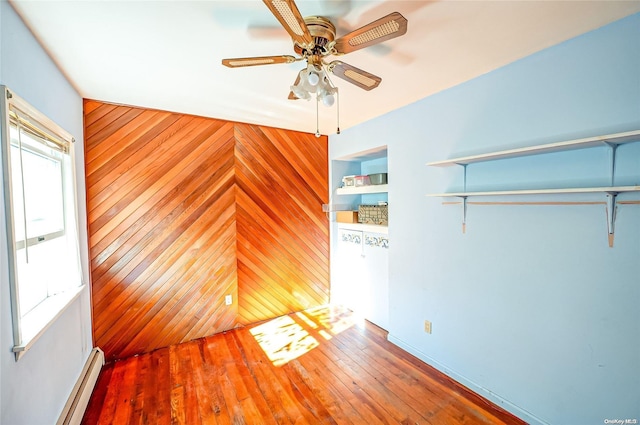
0 2 3 415
0 1 93 423
330 13 640 425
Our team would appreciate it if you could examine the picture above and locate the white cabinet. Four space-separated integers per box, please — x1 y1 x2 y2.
332 226 389 330
362 232 389 330
332 228 365 312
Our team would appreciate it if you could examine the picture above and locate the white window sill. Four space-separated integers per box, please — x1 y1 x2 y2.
12 285 85 361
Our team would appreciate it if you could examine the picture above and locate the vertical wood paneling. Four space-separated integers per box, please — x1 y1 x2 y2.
84 100 329 361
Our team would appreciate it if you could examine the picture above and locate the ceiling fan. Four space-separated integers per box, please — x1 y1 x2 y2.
222 0 408 109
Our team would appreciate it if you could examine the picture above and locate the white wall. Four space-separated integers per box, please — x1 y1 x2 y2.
330 13 640 425
0 1 93 423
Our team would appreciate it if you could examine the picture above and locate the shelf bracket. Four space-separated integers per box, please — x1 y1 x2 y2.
605 192 618 248
454 163 469 233
461 163 468 192
461 196 468 234
604 142 618 186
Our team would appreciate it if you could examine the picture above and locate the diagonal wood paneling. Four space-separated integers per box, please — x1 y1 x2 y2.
84 100 329 362
85 100 239 362
234 123 329 325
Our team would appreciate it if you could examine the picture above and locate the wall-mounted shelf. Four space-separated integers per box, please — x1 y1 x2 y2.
427 130 640 167
428 186 640 198
336 184 388 195
427 130 640 247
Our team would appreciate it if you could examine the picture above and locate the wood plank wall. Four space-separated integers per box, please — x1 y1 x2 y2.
84 100 329 362
235 124 330 324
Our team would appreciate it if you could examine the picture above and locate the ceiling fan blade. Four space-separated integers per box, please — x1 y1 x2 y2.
262 0 313 49
334 12 408 55
329 61 381 91
288 73 301 99
222 55 297 68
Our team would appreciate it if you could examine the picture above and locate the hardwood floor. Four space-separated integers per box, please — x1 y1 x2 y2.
82 305 525 425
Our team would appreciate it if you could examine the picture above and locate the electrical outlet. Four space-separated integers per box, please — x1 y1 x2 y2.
225 295 232 306
424 320 432 334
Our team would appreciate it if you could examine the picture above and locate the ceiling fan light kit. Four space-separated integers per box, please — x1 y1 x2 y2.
290 64 337 103
222 0 408 135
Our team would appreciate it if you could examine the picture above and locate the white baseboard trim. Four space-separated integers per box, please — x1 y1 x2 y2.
387 334 548 425
57 347 105 425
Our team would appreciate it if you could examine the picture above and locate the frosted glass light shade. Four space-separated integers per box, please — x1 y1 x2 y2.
322 93 335 107
307 71 320 86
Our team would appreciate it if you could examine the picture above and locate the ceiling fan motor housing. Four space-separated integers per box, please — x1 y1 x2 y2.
294 16 336 56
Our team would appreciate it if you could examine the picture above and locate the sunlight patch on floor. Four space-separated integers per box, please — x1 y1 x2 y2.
304 304 361 336
250 315 318 367
250 305 358 367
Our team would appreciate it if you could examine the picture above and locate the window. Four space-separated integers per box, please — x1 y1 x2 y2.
1 86 84 360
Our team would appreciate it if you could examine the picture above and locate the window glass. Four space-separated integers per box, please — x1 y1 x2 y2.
10 126 65 243
9 125 74 314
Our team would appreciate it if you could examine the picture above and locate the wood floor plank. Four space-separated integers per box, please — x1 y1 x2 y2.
353 332 492 423
187 342 220 424
229 329 310 424
83 306 526 425
322 336 431 424
279 360 339 425
282 358 359 425
199 338 233 425
299 349 389 425
222 333 281 425
208 333 271 425
284 319 399 425
288 312 431 424
357 325 522 425
81 363 113 425
333 327 455 423
215 335 280 425
102 358 138 425
175 343 202 425
151 347 172 425
127 353 150 424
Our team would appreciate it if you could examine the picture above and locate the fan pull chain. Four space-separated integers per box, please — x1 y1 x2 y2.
315 92 321 138
336 88 340 134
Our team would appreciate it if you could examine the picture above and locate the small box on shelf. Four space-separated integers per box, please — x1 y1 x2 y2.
368 173 388 185
358 204 388 225
342 175 356 187
336 211 359 223
354 175 370 187
342 174 374 188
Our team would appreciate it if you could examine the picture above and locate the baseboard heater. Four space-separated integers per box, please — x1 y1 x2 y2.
57 347 105 425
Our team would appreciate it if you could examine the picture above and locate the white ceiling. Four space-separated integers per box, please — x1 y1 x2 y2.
10 1 640 135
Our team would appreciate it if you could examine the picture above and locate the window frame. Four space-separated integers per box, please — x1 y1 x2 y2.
1 85 85 361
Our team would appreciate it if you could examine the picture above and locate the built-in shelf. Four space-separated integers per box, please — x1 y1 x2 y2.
426 130 640 247
427 129 640 167
331 146 390 329
337 222 388 234
336 184 388 195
